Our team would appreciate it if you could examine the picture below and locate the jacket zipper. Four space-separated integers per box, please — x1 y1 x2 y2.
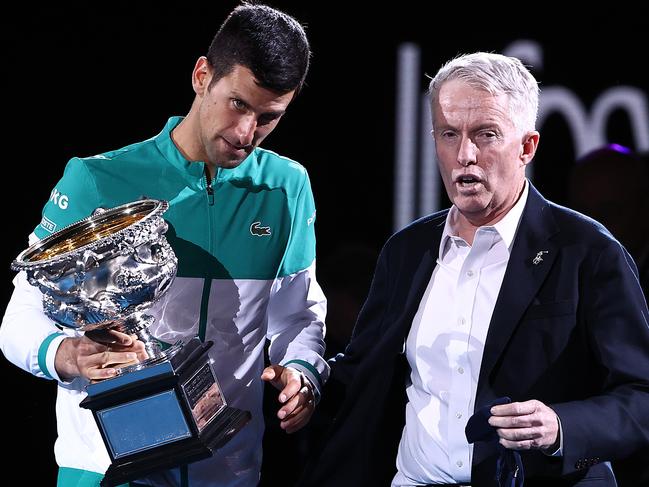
200 163 214 342
205 164 214 206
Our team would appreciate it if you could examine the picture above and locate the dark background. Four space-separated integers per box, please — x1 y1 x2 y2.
2 3 648 485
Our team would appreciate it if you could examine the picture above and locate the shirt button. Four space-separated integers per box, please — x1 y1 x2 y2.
456 460 463 468
458 317 466 326
466 270 474 277
457 367 464 374
456 412 463 419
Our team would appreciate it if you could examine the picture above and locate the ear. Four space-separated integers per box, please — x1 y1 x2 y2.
191 56 212 96
520 131 540 167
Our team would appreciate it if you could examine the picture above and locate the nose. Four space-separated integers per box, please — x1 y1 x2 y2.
457 136 477 167
234 114 256 147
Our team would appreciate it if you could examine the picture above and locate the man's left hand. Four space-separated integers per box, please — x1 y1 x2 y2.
261 364 315 434
488 399 559 450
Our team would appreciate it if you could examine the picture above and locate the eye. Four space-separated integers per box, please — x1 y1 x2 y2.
476 130 498 142
440 130 458 140
232 98 246 110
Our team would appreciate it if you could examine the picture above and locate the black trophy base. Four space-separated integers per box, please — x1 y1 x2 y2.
79 338 251 487
101 405 250 487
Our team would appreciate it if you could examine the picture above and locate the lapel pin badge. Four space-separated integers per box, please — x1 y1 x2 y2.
532 250 549 265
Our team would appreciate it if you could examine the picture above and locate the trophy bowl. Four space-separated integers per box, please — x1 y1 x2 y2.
11 199 250 486
11 199 181 365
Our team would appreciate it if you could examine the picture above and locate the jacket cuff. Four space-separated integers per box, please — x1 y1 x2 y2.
282 359 323 404
37 332 66 382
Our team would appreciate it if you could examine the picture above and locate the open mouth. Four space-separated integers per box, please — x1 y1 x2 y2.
457 175 481 186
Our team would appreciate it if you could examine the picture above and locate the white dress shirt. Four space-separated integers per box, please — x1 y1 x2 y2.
393 182 529 486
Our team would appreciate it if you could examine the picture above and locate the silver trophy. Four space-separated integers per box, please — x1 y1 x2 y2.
12 199 250 487
13 199 181 364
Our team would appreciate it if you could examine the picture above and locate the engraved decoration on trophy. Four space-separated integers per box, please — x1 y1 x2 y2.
13 199 181 366
11 199 250 487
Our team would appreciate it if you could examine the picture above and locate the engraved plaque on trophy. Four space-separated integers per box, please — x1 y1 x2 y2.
12 199 250 486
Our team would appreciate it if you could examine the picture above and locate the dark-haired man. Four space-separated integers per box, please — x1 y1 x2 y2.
0 3 327 486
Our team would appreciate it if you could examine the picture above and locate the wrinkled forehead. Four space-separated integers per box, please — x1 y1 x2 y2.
433 80 512 127
436 79 508 109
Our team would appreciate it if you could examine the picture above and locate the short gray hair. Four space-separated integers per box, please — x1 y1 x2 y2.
429 52 539 133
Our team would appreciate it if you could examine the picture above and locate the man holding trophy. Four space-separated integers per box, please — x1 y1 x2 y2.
0 3 328 487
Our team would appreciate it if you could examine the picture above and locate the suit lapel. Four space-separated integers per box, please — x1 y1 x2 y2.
391 215 447 347
477 185 560 398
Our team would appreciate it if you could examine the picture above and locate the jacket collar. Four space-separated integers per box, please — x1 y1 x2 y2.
153 116 257 190
154 116 204 187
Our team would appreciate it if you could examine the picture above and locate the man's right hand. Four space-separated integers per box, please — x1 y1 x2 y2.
54 329 148 382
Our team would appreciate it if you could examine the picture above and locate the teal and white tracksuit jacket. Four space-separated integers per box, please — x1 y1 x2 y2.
0 117 329 487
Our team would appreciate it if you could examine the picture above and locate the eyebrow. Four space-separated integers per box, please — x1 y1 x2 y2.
260 109 286 119
435 121 501 133
471 122 501 132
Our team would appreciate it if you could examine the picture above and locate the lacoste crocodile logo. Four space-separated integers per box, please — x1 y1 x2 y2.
250 221 271 237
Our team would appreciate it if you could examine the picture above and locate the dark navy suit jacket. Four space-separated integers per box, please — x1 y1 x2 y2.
299 184 649 487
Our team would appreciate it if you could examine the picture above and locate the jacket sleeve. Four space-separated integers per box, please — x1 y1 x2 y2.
33 157 101 240
0 158 100 382
552 239 649 474
267 170 329 400
0 269 75 382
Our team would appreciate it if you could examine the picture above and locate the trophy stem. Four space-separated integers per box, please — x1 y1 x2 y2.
122 314 163 359
114 312 183 375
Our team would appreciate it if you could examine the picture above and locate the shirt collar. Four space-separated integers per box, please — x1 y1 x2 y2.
439 179 529 258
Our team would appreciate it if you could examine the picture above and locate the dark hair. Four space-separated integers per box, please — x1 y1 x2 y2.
206 2 310 95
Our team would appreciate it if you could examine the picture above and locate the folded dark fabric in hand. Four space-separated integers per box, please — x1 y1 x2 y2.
465 396 524 487
465 396 511 443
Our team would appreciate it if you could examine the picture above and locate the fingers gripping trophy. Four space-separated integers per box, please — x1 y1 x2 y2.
12 199 250 487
